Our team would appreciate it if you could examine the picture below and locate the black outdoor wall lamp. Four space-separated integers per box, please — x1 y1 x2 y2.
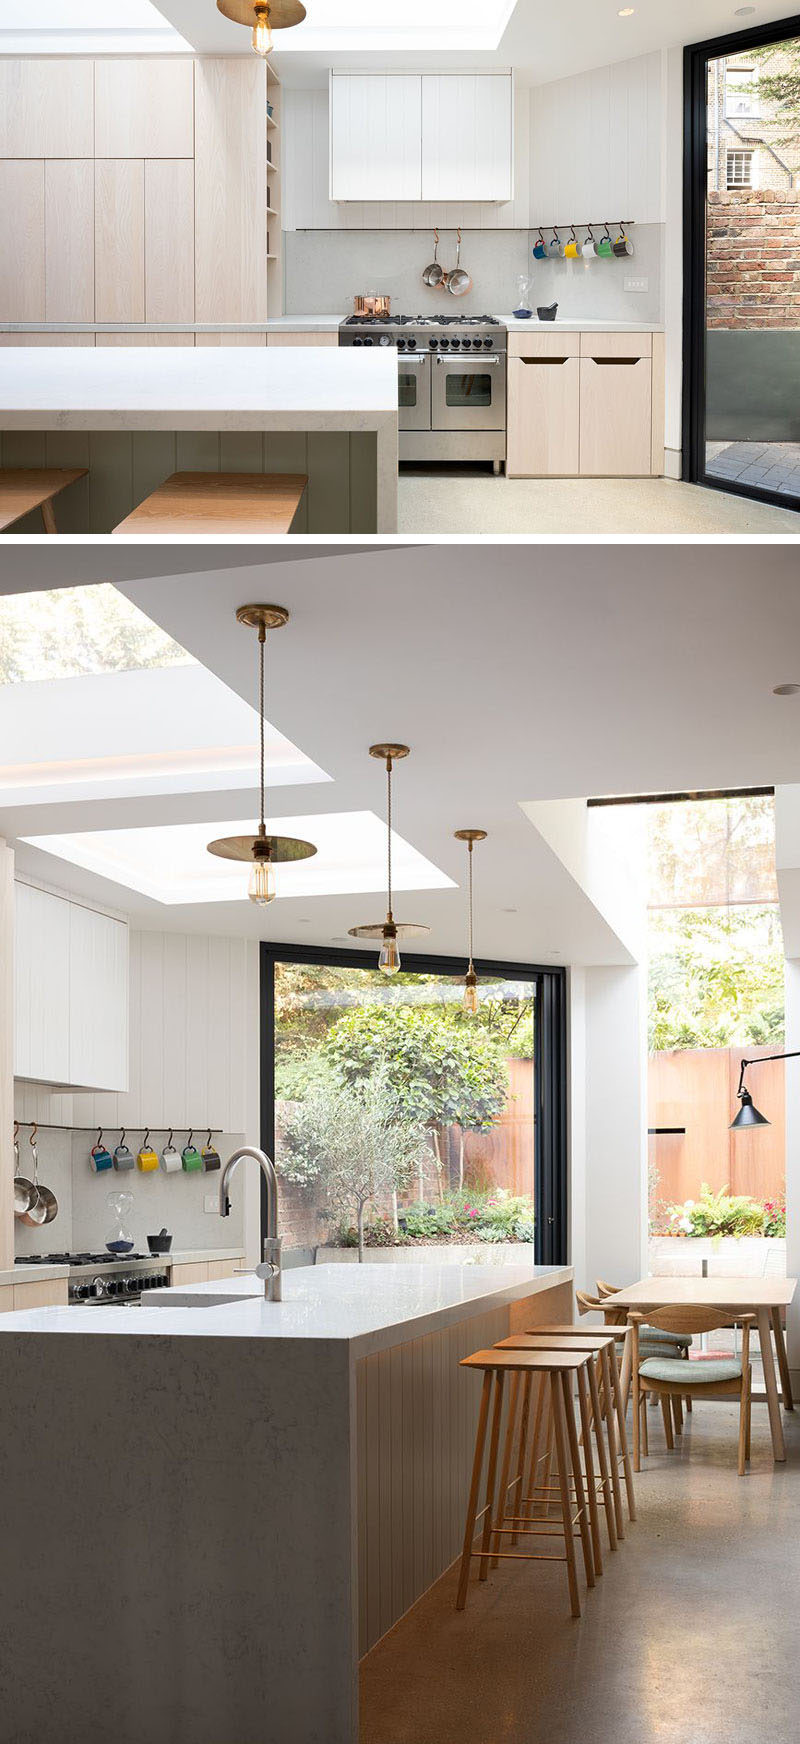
730 1051 800 1129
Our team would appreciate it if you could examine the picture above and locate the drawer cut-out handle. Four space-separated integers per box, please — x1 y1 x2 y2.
519 356 570 366
590 356 642 366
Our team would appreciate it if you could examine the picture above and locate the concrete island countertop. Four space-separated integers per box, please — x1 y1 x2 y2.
0 1259 572 1358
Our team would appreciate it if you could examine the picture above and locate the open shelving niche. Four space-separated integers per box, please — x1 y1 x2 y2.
266 61 282 312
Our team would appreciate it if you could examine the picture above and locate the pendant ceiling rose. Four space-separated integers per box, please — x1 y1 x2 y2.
217 0 307 30
207 603 316 903
455 828 487 1015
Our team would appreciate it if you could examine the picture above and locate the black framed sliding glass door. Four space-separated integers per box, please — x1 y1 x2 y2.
684 13 800 509
259 944 567 1267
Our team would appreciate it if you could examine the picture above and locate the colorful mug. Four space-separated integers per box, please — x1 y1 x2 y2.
613 231 634 257
532 234 547 261
548 233 565 258
564 233 582 260
582 232 597 258
596 234 614 259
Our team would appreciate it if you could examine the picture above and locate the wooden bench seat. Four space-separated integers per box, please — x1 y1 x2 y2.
113 471 308 535
0 468 88 533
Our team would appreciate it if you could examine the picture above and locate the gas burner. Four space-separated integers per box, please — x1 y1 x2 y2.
16 1251 149 1267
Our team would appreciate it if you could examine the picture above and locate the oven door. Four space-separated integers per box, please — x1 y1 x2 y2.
398 353 432 432
431 352 505 432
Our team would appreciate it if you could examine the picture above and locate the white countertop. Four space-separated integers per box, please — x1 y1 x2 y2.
0 345 398 429
2 1248 244 1288
0 1260 572 1357
500 313 664 331
2 314 664 336
1 1264 70 1286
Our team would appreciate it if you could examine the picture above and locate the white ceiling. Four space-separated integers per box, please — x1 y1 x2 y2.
5 544 800 971
156 0 796 85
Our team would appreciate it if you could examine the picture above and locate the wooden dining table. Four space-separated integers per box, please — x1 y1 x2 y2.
603 1276 797 1462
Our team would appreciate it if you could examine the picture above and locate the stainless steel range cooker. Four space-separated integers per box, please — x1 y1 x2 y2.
16 1251 170 1303
339 314 507 469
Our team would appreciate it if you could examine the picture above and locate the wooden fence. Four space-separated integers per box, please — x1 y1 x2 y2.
648 1043 785 1216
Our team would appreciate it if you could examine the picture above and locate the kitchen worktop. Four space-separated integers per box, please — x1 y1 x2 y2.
0 1260 571 1357
2 314 665 336
499 314 665 331
1 1248 244 1287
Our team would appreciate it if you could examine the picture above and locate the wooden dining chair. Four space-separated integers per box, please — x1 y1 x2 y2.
629 1308 753 1476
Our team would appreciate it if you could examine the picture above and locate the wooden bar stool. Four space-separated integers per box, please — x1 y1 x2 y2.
456 1348 596 1620
521 1323 637 1526
112 471 308 534
496 1331 625 1554
0 468 87 533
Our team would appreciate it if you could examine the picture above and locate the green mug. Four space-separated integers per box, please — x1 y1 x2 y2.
596 235 613 259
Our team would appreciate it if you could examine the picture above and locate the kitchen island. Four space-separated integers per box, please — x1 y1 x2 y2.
0 1258 571 1744
0 344 398 533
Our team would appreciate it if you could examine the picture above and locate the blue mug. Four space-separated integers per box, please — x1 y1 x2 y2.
532 235 547 261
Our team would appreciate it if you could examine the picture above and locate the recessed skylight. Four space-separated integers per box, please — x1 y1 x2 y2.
0 584 191 685
23 812 456 907
277 0 517 51
0 1 190 53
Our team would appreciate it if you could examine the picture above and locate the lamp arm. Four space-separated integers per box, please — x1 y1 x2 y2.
738 1049 800 1093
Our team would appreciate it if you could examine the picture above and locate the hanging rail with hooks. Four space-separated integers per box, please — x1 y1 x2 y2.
532 220 636 235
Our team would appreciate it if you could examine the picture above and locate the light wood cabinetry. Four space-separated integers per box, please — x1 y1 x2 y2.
207 1259 239 1281
0 161 45 320
267 332 338 346
330 72 513 202
506 329 661 479
169 1259 240 1286
579 356 653 477
94 58 194 159
330 75 421 202
95 159 145 322
196 332 266 346
45 160 94 323
0 59 93 157
195 58 268 323
0 1286 13 1313
421 75 513 203
144 158 195 322
13 1278 68 1310
14 882 129 1093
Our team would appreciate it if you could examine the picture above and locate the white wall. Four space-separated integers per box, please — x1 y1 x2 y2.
570 963 648 1293
530 51 665 228
14 927 263 1266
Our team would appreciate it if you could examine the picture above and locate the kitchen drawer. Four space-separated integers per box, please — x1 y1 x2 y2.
169 1262 209 1286
207 1259 238 1280
579 331 652 359
507 355 580 477
267 332 338 346
508 330 580 359
13 1279 68 1310
579 355 652 476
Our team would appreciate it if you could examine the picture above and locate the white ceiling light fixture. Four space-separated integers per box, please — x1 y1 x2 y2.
454 828 487 1015
216 0 306 58
207 605 316 906
349 744 430 974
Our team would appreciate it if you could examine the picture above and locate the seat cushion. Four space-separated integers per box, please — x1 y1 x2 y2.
644 1327 692 1349
640 1356 742 1385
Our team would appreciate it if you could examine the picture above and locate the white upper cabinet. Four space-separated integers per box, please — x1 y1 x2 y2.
329 72 513 203
330 75 421 202
14 882 129 1092
421 76 513 203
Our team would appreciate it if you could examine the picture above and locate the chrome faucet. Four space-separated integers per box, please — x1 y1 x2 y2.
219 1145 282 1301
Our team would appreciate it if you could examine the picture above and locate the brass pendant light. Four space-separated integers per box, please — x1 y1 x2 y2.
454 829 487 1014
349 744 430 974
207 605 316 903
216 0 307 58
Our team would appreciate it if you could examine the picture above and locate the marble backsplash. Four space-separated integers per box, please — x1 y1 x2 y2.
284 224 664 325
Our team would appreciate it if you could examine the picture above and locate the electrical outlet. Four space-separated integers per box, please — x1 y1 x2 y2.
204 1194 218 1215
624 276 649 293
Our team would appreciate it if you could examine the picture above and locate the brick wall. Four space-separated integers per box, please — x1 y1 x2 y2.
707 188 800 327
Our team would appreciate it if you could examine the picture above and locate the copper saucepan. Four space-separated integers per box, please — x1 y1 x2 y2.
353 295 391 317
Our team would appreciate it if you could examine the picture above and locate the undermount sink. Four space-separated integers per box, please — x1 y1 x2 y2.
140 1292 250 1310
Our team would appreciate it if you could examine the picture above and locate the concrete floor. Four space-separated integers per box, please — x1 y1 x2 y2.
397 468 800 534
360 1398 800 1744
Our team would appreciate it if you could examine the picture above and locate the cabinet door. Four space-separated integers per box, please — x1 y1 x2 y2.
421 75 512 202
195 58 267 322
330 76 421 201
0 60 93 157
14 884 71 1084
95 160 145 322
267 332 338 346
68 904 129 1092
507 356 580 477
13 1279 68 1310
0 162 45 321
169 1263 210 1286
45 160 94 323
94 58 194 158
579 355 653 476
145 159 195 323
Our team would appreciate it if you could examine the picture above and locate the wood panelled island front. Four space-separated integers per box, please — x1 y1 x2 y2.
0 1259 571 1744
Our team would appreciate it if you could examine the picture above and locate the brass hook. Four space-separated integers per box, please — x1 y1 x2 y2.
119 1129 126 1148
143 1129 150 1150
29 1121 38 1146
186 1129 194 1150
167 1127 174 1148
96 1127 104 1148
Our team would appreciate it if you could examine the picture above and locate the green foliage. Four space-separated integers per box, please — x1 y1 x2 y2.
648 905 785 1053
0 584 189 684
762 1199 786 1238
750 41 800 149
396 1188 535 1244
325 1002 509 1134
274 1046 337 1103
668 1182 767 1239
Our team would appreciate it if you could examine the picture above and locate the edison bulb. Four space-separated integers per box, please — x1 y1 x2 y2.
463 978 478 1016
248 855 276 905
379 932 401 975
252 4 273 54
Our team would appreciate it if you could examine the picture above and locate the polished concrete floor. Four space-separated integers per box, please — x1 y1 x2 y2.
360 1398 800 1744
398 468 800 534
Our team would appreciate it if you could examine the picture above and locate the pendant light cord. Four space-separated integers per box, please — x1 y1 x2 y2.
386 757 393 919
259 626 266 835
468 840 474 968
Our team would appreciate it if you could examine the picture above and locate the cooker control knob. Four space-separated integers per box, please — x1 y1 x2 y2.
353 337 363 346
379 334 391 346
363 337 373 346
440 337 450 349
106 1280 119 1296
429 338 438 348
483 337 492 348
74 1283 90 1300
406 336 416 349
397 337 406 349
125 1277 139 1295
89 1277 106 1299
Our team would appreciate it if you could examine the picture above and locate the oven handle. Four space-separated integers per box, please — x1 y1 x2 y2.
397 354 429 364
434 354 502 365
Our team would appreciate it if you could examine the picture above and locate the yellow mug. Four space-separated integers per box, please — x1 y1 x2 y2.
564 235 583 260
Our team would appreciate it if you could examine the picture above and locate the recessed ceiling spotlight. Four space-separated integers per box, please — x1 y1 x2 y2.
773 682 800 695
734 7 756 15
501 906 518 914
618 7 635 15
